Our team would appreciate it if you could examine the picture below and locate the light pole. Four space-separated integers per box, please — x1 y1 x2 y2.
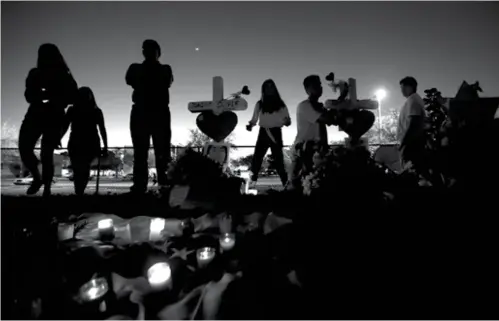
375 89 387 144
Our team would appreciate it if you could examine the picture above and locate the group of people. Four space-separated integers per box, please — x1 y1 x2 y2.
19 40 172 196
19 38 426 196
246 74 427 191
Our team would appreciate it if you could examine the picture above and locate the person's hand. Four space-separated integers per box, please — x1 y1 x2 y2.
246 123 253 132
284 117 291 127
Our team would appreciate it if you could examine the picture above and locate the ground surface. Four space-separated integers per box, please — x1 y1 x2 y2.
1 176 283 196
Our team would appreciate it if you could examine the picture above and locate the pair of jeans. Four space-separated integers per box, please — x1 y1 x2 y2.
130 105 171 191
250 127 288 186
18 104 65 190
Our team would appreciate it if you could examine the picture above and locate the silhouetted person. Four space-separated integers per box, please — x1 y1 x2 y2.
288 75 337 191
126 39 174 193
247 79 291 188
19 43 78 196
397 76 427 171
61 87 108 196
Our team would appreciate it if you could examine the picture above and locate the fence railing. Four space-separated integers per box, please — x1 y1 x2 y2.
1 144 398 179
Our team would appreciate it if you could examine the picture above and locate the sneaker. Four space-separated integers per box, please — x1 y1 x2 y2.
42 187 52 197
27 180 43 195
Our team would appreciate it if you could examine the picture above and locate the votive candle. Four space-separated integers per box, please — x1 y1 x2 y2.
149 218 166 241
98 218 114 241
196 247 216 268
219 233 236 251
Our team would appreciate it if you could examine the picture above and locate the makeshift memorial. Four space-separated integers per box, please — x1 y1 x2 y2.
188 76 250 171
323 72 377 145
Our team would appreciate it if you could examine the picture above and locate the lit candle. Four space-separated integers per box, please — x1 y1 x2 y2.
147 262 172 290
219 233 235 251
98 218 114 241
78 277 109 302
196 247 216 268
149 218 166 241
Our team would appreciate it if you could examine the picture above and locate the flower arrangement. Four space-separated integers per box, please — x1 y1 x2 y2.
301 145 407 198
166 148 244 202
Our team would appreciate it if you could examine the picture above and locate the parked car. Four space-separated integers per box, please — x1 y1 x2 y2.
260 169 277 177
122 173 133 181
14 176 57 185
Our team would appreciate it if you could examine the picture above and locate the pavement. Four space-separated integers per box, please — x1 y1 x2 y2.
1 176 284 196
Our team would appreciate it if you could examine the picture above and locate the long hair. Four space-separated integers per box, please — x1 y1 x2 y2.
75 87 98 109
37 43 72 75
259 79 286 114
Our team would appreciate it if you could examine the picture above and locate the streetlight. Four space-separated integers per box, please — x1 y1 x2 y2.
375 89 387 144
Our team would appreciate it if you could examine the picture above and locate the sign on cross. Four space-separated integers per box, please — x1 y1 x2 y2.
188 76 248 115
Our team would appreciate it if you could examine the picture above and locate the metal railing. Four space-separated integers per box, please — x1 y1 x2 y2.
1 143 397 173
1 144 398 194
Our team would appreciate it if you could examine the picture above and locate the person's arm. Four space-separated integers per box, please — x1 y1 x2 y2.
317 110 337 126
165 65 174 88
63 72 79 107
125 64 138 87
283 106 291 126
96 108 108 153
24 68 40 104
248 102 261 127
300 102 336 126
60 107 73 142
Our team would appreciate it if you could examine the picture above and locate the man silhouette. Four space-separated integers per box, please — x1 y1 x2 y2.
126 39 174 193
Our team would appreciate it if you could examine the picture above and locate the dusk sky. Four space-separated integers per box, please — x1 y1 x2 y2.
2 1 499 149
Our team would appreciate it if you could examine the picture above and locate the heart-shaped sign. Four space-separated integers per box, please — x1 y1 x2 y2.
196 111 238 142
338 109 375 141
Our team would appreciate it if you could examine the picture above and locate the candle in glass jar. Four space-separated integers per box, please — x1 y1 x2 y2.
147 262 172 289
58 223 75 241
196 247 216 268
149 218 166 241
98 218 114 241
219 233 235 251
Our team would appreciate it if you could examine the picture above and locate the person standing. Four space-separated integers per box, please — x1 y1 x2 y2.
287 75 337 191
61 87 108 196
19 43 78 196
397 77 427 171
126 39 174 193
247 79 291 187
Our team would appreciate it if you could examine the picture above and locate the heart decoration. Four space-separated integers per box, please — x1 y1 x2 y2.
196 111 238 142
338 109 376 141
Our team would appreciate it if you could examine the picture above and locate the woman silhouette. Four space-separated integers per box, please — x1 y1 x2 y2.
247 79 291 188
61 87 108 196
19 43 78 196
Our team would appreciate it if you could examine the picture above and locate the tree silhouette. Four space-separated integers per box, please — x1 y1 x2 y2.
185 128 237 151
365 109 399 144
423 87 448 153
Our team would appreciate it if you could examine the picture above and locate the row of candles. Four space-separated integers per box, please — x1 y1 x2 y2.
61 215 237 303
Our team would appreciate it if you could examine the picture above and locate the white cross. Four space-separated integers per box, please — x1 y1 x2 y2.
325 78 379 111
188 76 248 115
